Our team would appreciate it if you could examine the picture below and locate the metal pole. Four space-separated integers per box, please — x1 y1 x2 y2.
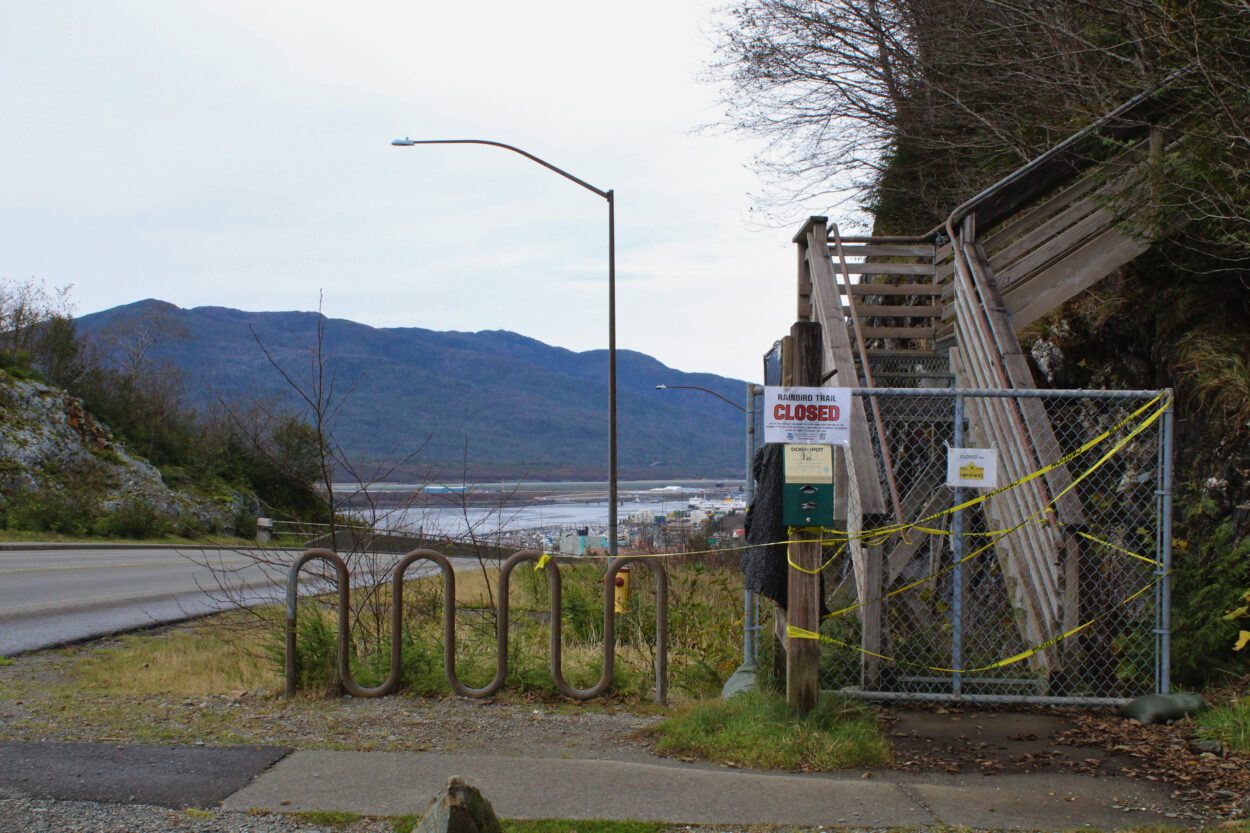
608 191 618 557
951 394 965 698
743 383 758 664
1157 392 1174 694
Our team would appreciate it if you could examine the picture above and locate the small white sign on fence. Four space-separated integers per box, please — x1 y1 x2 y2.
946 447 998 489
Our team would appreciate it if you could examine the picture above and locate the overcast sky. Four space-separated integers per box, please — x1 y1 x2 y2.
1 1 857 381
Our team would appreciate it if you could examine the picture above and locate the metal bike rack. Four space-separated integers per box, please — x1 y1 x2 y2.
285 548 668 704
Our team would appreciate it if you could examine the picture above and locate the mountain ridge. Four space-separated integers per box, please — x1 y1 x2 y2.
75 300 750 481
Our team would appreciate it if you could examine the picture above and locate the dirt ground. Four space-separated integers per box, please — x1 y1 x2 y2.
2 646 1247 821
887 706 1250 819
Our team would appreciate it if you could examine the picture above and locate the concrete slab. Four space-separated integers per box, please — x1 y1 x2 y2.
223 750 933 826
222 750 1192 829
900 772 1186 829
0 741 290 809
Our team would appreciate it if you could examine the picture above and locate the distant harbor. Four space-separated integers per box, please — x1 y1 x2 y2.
332 480 748 554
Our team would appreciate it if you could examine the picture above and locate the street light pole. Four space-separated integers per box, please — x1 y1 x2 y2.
654 384 746 412
392 138 619 556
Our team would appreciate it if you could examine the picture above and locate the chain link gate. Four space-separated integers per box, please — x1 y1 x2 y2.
815 388 1173 706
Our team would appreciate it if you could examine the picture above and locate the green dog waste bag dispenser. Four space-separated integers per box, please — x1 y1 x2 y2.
782 444 835 526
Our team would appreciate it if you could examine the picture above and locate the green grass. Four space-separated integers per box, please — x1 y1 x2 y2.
653 690 889 770
0 528 265 547
1197 696 1250 754
289 810 364 829
503 822 668 833
390 819 667 833
0 657 14 667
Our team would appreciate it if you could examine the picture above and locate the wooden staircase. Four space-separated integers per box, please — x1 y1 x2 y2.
791 82 1177 684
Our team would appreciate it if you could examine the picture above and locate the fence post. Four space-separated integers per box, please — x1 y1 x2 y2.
951 393 965 697
786 320 823 715
1157 392 1174 694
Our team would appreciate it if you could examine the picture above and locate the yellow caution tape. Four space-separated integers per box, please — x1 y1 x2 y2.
789 574 1162 673
786 541 848 575
1076 531 1162 567
819 396 1168 618
856 393 1169 541
519 395 1170 580
534 553 552 571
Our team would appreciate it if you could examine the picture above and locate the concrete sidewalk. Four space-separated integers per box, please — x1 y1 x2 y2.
223 749 1196 829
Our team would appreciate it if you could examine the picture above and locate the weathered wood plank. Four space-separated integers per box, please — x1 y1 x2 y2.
841 304 941 317
803 225 886 514
963 231 1098 678
858 325 937 339
860 537 883 689
838 262 935 276
831 244 934 258
865 348 941 358
786 320 824 715
988 195 1104 280
1005 224 1150 327
982 174 1104 256
846 284 942 296
949 227 1061 660
981 144 1146 251
997 204 1115 289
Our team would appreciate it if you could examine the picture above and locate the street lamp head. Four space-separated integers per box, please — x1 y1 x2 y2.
391 138 417 146
655 384 668 390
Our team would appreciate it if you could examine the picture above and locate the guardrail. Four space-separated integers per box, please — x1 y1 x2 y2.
284 548 668 704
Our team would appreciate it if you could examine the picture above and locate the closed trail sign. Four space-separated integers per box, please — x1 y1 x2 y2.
763 386 851 445
946 447 998 488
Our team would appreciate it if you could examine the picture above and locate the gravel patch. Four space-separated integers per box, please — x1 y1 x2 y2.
0 649 662 762
0 796 393 833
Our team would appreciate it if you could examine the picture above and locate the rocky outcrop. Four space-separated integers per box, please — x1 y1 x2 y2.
0 371 237 532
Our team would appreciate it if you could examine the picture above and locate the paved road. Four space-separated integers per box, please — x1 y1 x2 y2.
0 546 470 656
0 741 291 808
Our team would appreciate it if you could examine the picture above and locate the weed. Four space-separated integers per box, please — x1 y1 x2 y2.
1197 695 1250 754
502 821 668 833
289 810 363 829
72 613 278 696
654 690 889 770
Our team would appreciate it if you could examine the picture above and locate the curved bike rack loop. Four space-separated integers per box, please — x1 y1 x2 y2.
285 548 668 704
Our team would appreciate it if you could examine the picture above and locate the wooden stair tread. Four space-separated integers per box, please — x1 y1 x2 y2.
862 348 942 358
832 244 934 258
842 304 941 317
835 262 935 276
858 325 937 339
845 284 942 296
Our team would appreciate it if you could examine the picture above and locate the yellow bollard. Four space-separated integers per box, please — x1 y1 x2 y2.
614 565 631 613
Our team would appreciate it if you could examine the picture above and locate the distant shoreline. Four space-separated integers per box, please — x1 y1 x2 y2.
333 478 746 507
332 478 745 494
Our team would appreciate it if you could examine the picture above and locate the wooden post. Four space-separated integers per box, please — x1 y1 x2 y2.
861 526 885 690
786 320 823 715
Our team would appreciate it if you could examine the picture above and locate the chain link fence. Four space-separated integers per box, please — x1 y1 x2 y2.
818 388 1173 705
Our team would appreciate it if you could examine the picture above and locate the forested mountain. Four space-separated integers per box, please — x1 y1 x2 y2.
75 300 749 481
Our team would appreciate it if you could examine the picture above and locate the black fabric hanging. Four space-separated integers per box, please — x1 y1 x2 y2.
742 443 828 616
742 444 788 608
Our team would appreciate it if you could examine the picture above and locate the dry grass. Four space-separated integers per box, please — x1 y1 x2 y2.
16 556 752 708
1175 334 1250 431
69 612 280 697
